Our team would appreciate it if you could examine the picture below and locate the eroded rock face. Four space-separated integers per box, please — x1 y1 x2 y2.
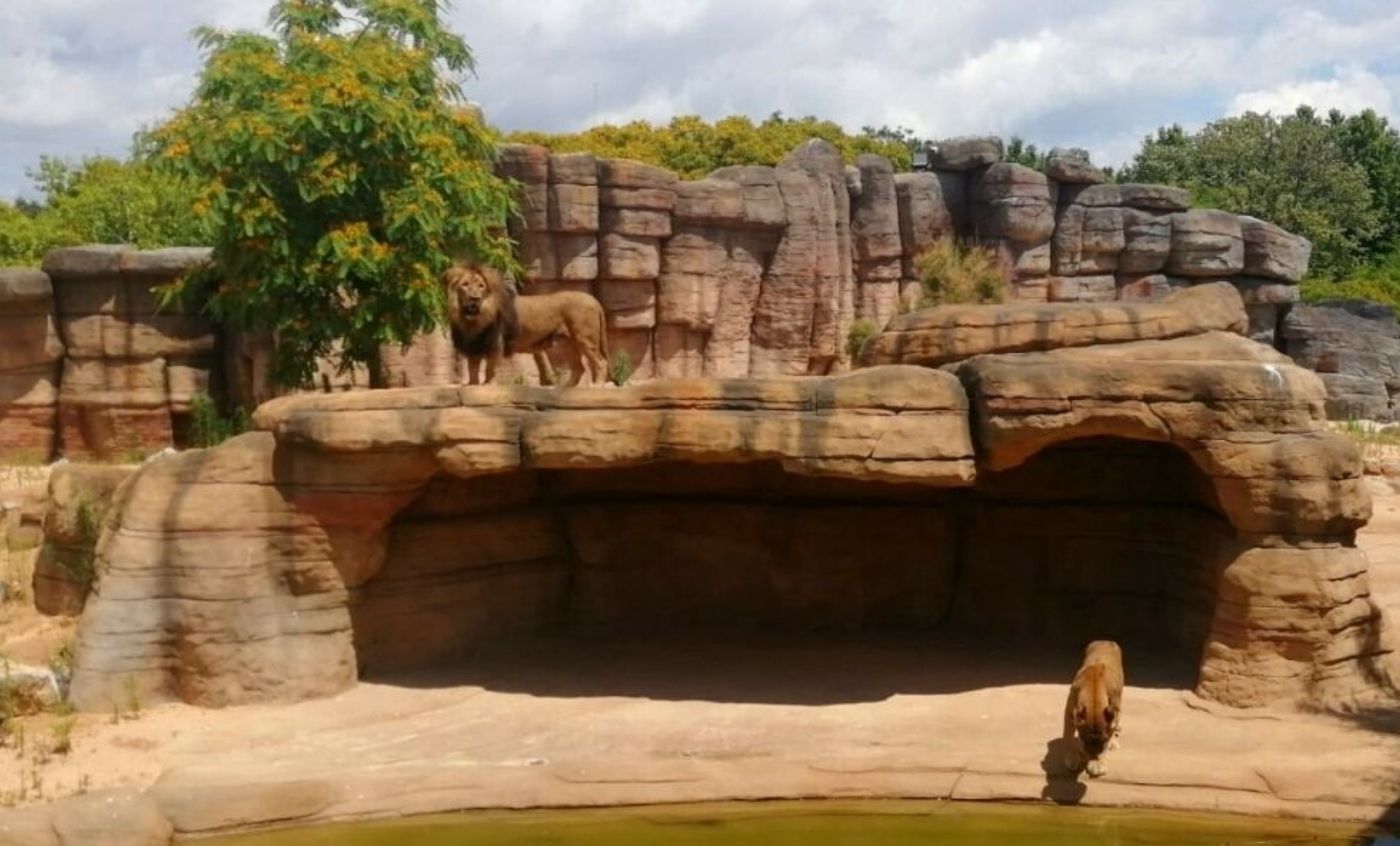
69 367 975 708
1282 302 1400 421
66 289 1395 715
0 268 63 461
860 281 1248 367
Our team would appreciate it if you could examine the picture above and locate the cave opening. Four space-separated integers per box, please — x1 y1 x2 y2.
349 437 1232 697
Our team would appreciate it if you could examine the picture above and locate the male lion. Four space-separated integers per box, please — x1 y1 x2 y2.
441 264 609 387
1061 640 1123 778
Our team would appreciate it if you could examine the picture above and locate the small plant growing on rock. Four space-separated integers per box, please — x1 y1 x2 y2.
845 318 879 363
122 675 142 719
50 715 75 755
189 393 249 448
913 237 1007 307
609 350 634 387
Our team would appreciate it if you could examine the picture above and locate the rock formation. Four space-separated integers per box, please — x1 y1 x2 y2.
63 283 1393 714
2 139 1345 462
0 268 63 461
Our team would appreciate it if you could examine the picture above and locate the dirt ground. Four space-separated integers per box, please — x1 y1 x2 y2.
2 474 1400 834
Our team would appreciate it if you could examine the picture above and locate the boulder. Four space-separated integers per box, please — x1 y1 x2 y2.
673 179 745 224
555 234 599 281
601 207 672 239
1240 216 1311 282
1115 273 1182 301
1167 209 1244 276
598 158 677 190
1078 207 1125 273
599 186 676 211
548 151 598 185
1318 373 1390 420
972 163 1054 244
0 660 63 714
708 165 788 228
849 155 903 262
1234 277 1300 306
0 269 63 461
1119 209 1172 274
1047 275 1116 303
547 183 599 233
1074 183 1190 212
598 233 661 280
1280 303 1400 409
931 136 1003 171
1044 147 1103 184
861 281 1248 367
33 463 133 616
751 140 853 375
894 172 954 265
595 279 657 330
497 144 550 231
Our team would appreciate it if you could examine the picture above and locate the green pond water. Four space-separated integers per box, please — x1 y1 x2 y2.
210 801 1392 845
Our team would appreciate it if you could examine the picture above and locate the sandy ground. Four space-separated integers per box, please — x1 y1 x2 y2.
3 479 1400 835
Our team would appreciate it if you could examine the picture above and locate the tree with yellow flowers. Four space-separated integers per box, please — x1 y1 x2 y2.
151 0 517 387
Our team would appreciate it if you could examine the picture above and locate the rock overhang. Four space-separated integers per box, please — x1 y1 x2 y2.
60 282 1397 715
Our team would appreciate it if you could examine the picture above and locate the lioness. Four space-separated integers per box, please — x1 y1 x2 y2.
1062 640 1123 778
441 264 609 386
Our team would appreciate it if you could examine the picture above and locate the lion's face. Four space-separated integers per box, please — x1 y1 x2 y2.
448 269 491 318
442 265 504 330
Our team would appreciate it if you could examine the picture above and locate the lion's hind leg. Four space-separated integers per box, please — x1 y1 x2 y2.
533 349 558 387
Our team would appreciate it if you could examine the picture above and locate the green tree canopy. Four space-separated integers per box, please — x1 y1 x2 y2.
509 113 913 177
0 155 199 265
151 0 517 388
1327 108 1400 256
1119 108 1380 279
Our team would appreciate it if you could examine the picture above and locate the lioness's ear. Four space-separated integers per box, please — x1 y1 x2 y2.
1103 707 1115 725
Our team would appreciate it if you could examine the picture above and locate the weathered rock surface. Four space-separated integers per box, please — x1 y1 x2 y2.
60 278 1394 716
893 172 954 269
0 268 63 461
972 164 1055 244
861 282 1248 367
68 367 975 709
931 136 1003 170
38 246 217 460
1044 147 1103 183
33 463 133 617
1167 210 1244 276
1282 301 1400 420
1240 216 1311 282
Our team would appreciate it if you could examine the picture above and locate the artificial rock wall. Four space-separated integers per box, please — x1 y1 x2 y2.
0 247 218 462
0 137 1321 461
474 136 1313 388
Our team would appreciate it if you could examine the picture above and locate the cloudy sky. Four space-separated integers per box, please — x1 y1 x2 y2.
3 0 1399 201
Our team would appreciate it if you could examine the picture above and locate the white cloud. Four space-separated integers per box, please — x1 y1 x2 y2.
2 0 1400 200
1229 66 1397 118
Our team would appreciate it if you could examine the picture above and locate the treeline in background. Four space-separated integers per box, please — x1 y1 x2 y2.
3 106 1398 307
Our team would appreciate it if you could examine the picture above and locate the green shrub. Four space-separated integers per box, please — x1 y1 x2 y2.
913 238 1007 307
845 318 879 362
609 349 634 386
188 393 248 448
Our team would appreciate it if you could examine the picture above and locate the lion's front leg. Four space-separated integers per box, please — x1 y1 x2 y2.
466 355 482 386
1061 689 1085 775
484 334 504 385
533 349 558 386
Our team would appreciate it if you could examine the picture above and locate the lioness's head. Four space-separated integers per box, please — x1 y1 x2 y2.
1075 701 1115 756
441 264 503 323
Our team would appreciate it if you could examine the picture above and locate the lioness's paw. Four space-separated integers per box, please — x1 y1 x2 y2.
1085 759 1105 778
1108 736 1120 752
